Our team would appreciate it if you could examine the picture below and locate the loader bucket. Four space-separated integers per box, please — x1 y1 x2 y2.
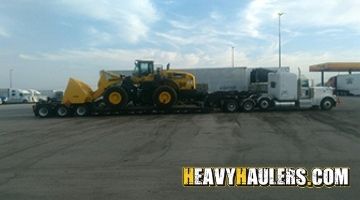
62 78 94 105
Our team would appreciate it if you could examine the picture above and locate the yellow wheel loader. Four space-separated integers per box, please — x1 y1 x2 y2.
33 60 199 117
102 60 197 109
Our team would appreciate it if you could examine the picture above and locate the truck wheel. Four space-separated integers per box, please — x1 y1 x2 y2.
259 98 272 111
37 105 51 118
153 85 177 109
75 105 89 116
104 87 129 109
223 99 239 112
56 105 70 117
242 100 255 112
320 98 334 111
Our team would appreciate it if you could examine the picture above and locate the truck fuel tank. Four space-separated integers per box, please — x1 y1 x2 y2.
274 101 296 107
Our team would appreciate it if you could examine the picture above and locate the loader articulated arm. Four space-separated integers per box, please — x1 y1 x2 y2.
92 70 123 100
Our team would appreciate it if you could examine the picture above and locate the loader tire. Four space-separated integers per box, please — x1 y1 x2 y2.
104 87 129 109
153 85 177 109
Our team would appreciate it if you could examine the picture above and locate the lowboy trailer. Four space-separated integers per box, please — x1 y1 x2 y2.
33 61 337 118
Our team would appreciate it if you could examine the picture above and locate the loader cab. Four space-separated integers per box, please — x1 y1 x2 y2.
133 60 154 76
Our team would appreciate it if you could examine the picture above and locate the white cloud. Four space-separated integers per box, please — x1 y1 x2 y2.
168 20 195 30
18 48 206 68
0 26 10 38
156 32 187 45
241 0 271 38
87 27 112 46
241 0 360 38
18 46 252 71
59 0 158 43
210 11 223 21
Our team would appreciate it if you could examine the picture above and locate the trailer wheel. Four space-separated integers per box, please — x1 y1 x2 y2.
320 98 334 111
37 105 51 118
242 100 255 112
104 87 129 109
153 85 177 109
75 105 89 116
258 98 272 111
223 99 239 112
56 105 70 117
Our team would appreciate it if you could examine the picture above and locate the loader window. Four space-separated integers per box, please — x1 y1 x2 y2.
140 63 150 74
134 62 154 76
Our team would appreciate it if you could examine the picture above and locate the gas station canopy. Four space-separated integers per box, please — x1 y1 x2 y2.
310 62 360 72
309 62 360 86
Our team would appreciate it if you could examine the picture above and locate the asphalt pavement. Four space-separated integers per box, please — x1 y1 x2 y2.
0 98 359 199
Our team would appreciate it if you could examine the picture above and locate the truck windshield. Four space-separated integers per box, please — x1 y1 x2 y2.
301 79 309 87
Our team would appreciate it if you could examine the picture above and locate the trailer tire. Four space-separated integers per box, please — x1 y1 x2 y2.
75 105 90 116
56 105 70 117
242 100 255 112
320 98 334 111
258 98 272 111
37 105 51 118
153 85 177 109
104 87 129 109
223 99 239 112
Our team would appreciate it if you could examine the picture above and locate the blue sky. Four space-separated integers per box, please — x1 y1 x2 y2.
1 0 360 89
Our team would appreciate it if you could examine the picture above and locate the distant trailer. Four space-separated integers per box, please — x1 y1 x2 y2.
326 74 360 96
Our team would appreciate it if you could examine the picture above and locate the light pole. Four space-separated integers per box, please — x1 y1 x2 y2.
231 46 235 68
9 69 13 88
278 12 284 68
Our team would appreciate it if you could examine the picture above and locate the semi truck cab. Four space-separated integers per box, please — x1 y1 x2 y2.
257 71 336 110
8 89 39 103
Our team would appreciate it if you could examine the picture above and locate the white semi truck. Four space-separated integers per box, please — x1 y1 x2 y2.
0 88 40 103
254 71 337 111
